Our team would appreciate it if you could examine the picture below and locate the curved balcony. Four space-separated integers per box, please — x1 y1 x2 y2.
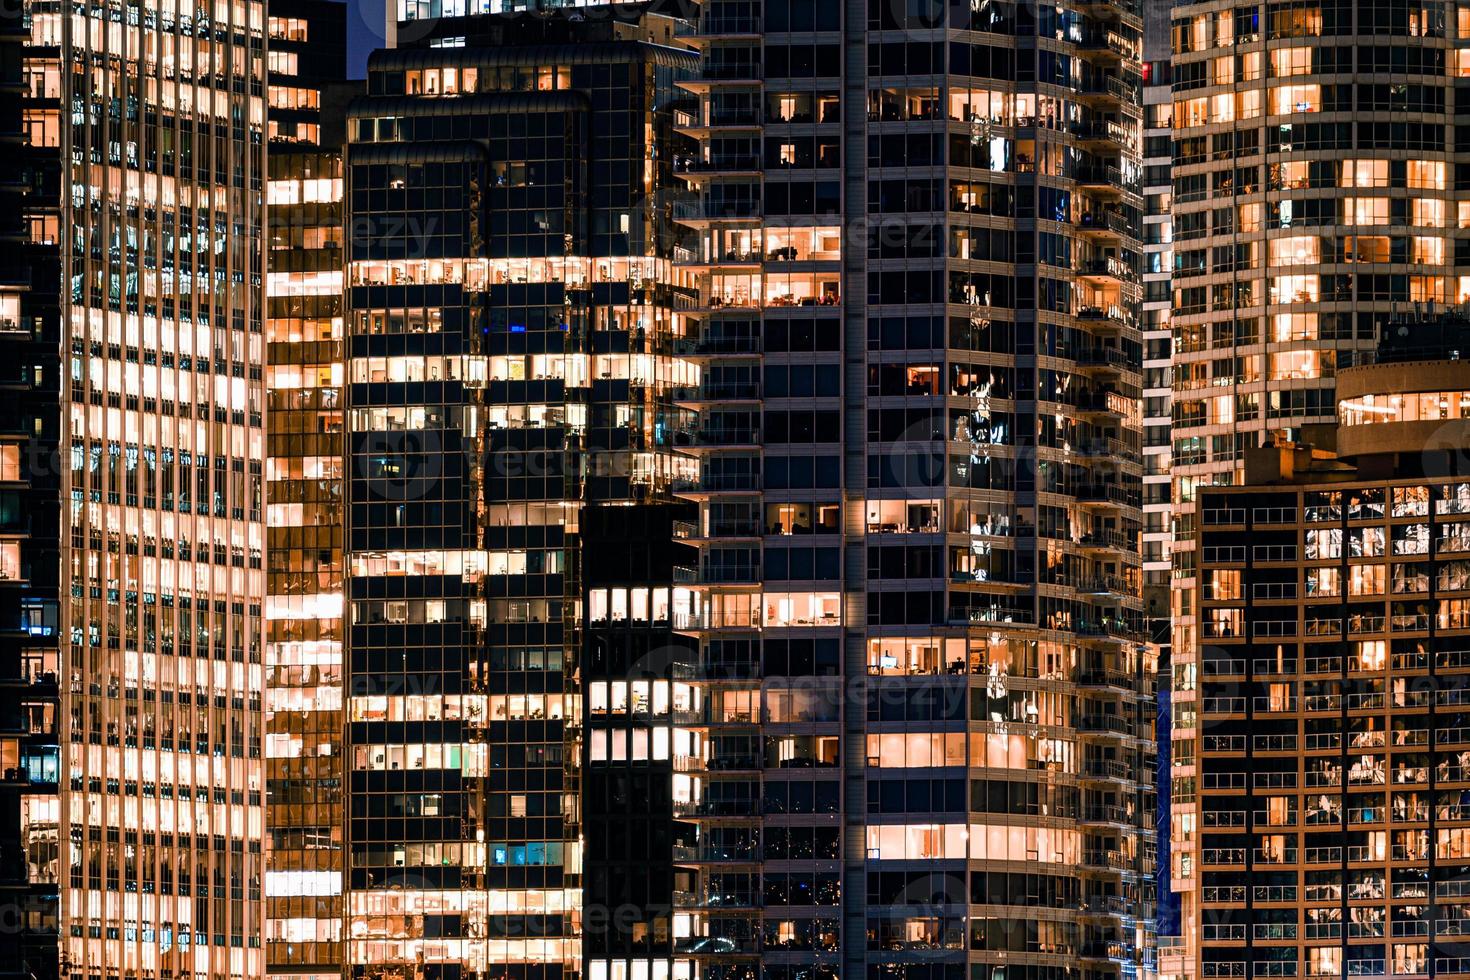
1072 387 1134 421
1068 437 1143 467
1077 72 1143 109
1078 27 1141 61
1076 209 1140 246
1080 757 1137 785
1073 345 1142 384
1076 711 1141 739
1081 800 1139 830
1076 303 1139 335
1079 256 1138 287
1075 118 1137 156
1074 481 1143 510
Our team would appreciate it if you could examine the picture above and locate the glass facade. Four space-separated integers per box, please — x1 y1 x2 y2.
344 12 697 980
1195 472 1470 979
3 0 1181 975
2 6 63 979
1142 0 1177 958
1168 5 1465 975
264 3 348 977
34 0 271 972
671 1 1158 978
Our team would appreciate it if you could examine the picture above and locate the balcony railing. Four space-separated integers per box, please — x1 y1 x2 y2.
672 199 762 221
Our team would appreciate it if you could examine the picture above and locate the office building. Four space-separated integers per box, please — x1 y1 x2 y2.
342 7 697 979
1141 3 1173 623
13 0 270 974
1 5 62 979
263 2 350 977
1141 0 1177 954
671 0 1157 978
1190 317 1470 980
315 0 1164 977
1168 4 1465 971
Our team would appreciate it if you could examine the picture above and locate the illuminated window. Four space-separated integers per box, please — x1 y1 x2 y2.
1267 235 1319 266
1270 46 1312 76
1271 83 1319 114
1347 197 1389 225
1414 198 1446 229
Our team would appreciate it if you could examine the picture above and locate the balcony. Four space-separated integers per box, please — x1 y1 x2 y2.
1082 803 1135 825
672 798 761 819
697 14 762 35
693 562 761 585
674 936 759 955
1075 618 1145 643
696 62 764 82
673 198 762 223
1071 438 1141 465
1074 0 1143 23
672 472 762 495
672 707 762 737
1075 118 1136 154
1077 663 1135 687
672 382 762 403
1079 28 1140 59
671 426 761 450
672 842 761 863
1074 345 1136 372
1076 713 1133 735
673 889 759 909
1081 847 1129 870
1074 482 1142 508
673 333 761 357
947 600 1036 627
1073 387 1134 417
675 154 762 176
1081 758 1133 780
1077 209 1137 240
1079 73 1142 106
1076 304 1137 331
1080 256 1138 285
1079 528 1136 551
1080 939 1136 963
673 519 763 541
1081 893 1130 916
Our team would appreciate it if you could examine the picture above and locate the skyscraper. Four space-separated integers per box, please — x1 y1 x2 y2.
309 0 1160 976
2 4 63 978
1189 315 1470 980
1140 0 1176 952
341 7 696 979
671 0 1157 978
1167 3 1464 971
263 2 349 976
16 0 269 973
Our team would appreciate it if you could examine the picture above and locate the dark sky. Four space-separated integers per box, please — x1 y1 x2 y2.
346 0 389 78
